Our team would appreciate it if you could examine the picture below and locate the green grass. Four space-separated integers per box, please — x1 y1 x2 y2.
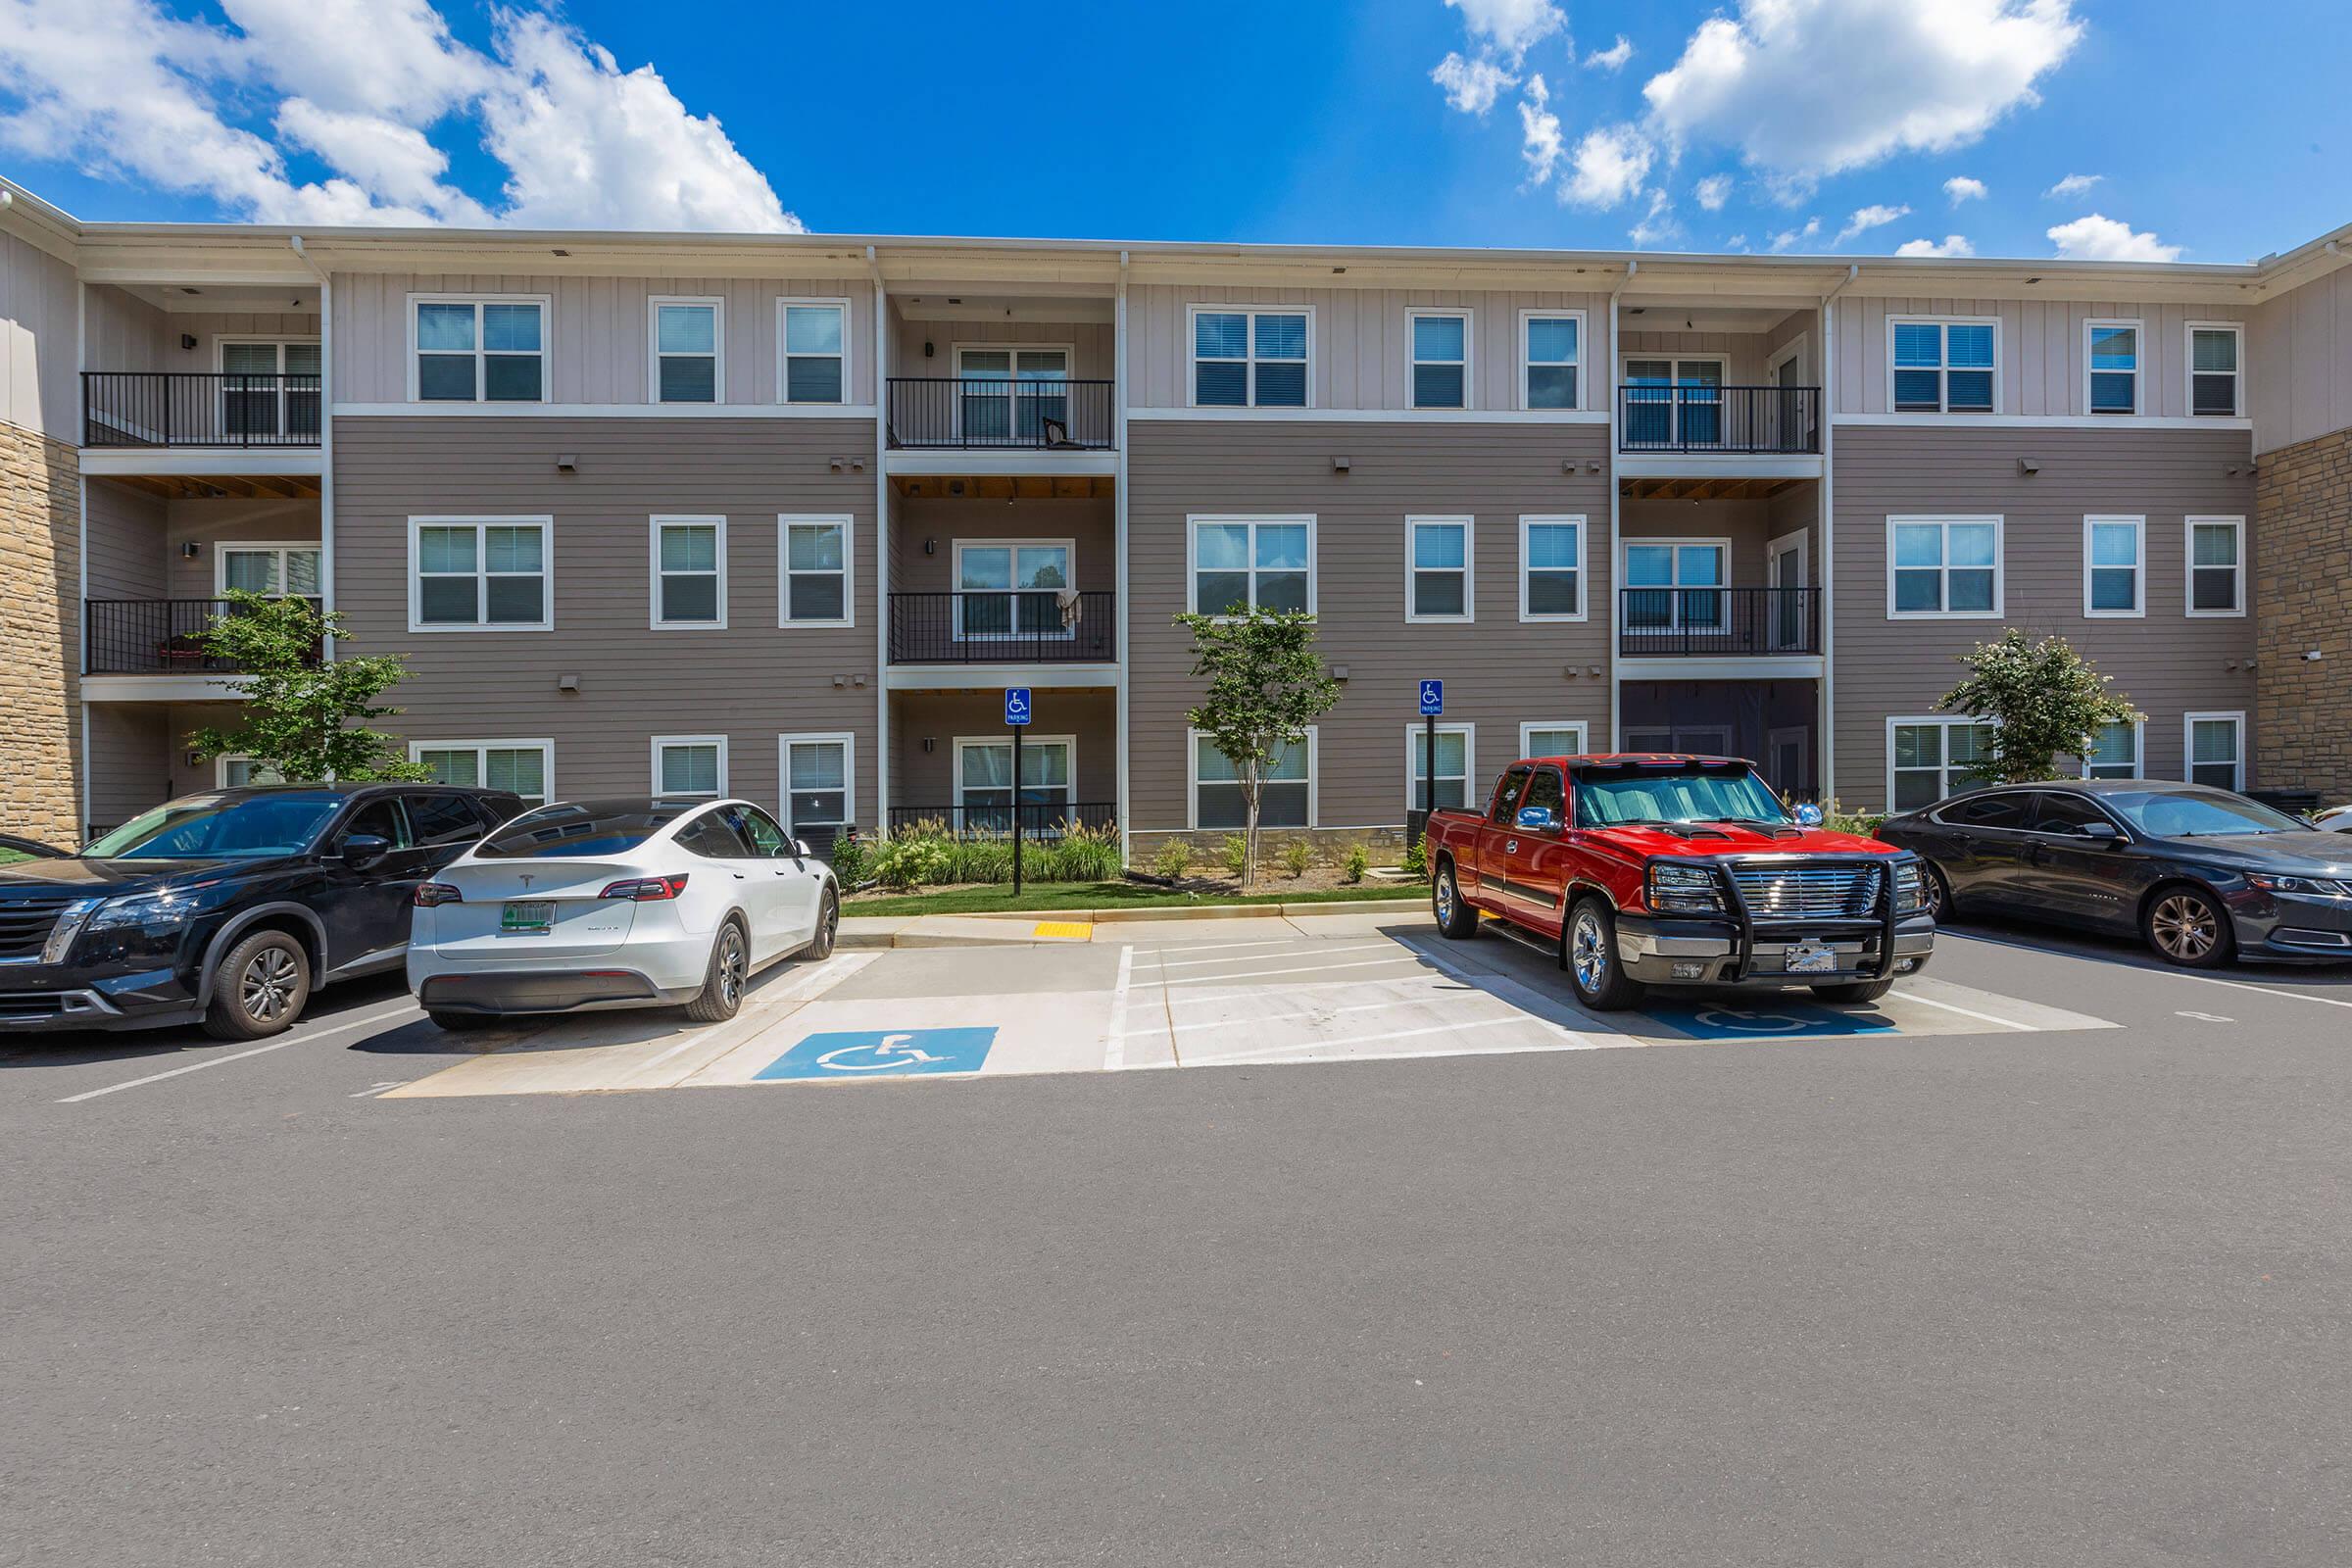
844 880 1426 918
0 849 32 867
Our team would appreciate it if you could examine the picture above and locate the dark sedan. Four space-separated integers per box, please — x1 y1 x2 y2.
1877 779 2352 968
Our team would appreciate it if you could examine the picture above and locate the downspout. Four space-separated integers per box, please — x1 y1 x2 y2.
868 245 889 837
289 236 334 662
1817 263 1859 805
1114 250 1131 864
76 271 89 838
1604 260 1636 748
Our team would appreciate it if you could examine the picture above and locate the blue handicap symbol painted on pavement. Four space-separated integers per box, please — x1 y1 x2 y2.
1653 1004 1897 1041
1418 678 1445 716
755 1027 999 1081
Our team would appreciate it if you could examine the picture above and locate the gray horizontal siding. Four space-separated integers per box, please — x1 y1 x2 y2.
888 689 1116 812
84 479 167 601
890 497 1114 595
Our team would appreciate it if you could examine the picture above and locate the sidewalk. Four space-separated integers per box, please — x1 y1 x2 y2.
839 897 1427 949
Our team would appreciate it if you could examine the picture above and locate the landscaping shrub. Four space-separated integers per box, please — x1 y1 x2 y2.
864 819 1122 891
1219 834 1250 879
1280 839 1314 879
1342 844 1368 884
1152 839 1195 880
1400 838 1428 880
826 833 871 888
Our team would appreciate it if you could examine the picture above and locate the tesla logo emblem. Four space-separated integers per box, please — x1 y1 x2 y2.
517 873 535 889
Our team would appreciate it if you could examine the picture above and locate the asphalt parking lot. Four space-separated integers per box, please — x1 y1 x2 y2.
7 907 2352 1566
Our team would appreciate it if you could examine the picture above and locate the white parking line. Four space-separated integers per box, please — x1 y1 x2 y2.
1890 988 2035 1031
1103 944 1133 1071
58 1001 420 1103
1146 942 1395 971
1181 1018 1592 1066
1132 938 1303 957
1113 994 1528 1039
1162 956 1434 989
1949 930 2352 1011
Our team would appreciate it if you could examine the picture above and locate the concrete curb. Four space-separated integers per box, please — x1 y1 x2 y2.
837 896 1428 950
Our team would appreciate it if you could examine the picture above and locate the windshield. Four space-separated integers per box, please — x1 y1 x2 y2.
83 793 341 859
1574 765 1792 829
2102 788 2303 838
476 801 692 858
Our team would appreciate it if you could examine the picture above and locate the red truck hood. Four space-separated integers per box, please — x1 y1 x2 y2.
1592 822 1900 858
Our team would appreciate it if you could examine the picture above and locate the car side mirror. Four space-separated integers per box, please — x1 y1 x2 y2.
1792 803 1825 827
791 838 813 860
337 833 391 866
1514 806 1557 833
2082 820 2125 845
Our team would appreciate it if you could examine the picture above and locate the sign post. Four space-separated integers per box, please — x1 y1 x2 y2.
1004 687 1033 895
1417 679 1444 839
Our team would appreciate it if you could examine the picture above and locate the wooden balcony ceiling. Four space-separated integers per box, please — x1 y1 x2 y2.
891 474 1113 501
104 472 323 501
1621 474 1803 502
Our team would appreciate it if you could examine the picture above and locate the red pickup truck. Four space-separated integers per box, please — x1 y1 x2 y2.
1423 753 1934 1010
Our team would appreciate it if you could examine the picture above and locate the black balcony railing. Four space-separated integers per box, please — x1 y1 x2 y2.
1617 586 1821 657
82 372 322 449
886 802 1117 840
1616 384 1821 454
84 598 321 675
886 378 1114 450
888 590 1114 663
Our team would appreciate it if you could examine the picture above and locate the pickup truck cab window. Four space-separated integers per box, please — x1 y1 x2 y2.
1521 767 1566 825
1489 767 1532 823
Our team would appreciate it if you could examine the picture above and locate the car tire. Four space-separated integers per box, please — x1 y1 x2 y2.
804 886 839 960
1432 859 1479 938
1811 978 1896 1004
2143 884 2235 968
1923 861 1959 921
426 1009 495 1033
1563 896 1645 1011
200 929 313 1041
685 917 751 1023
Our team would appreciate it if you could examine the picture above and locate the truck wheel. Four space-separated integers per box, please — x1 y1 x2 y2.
1811 978 1896 1004
200 930 313 1041
1563 897 1645 1011
1432 859 1479 938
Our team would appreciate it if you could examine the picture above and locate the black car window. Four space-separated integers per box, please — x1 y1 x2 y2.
1935 793 2033 831
477 802 694 858
728 805 791 858
407 793 486 848
2030 793 2120 837
1521 767 1566 821
1488 768 1532 824
676 811 756 859
337 798 413 850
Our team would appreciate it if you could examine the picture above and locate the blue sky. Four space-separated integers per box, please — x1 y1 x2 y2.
3 0 2344 264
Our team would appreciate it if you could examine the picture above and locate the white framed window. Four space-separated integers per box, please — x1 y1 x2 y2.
1518 514 1586 622
778 514 854 627
408 516 552 632
412 740 553 808
216 542 322 604
2187 322 2244 417
954 539 1074 639
217 756 287 788
954 734 1076 833
1620 355 1729 447
653 736 729 800
216 337 321 438
953 344 1073 442
1520 310 1583 411
1888 716 1998 812
410 295 548 403
2083 515 2145 617
1189 727 1315 830
2185 515 2246 617
1520 721 1590 759
651 515 726 629
1889 317 1997 414
777 298 850 405
650 297 722 404
1188 306 1311 409
778 732 854 842
1405 723 1475 811
2184 712 2244 792
1888 516 2001 618
1188 515 1314 615
1622 538 1730 632
1404 516 1473 622
2080 719 2142 781
2085 318 2141 415
1408 308 1471 410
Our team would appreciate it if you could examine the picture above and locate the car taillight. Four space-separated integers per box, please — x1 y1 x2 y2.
599 874 689 902
414 882 464 907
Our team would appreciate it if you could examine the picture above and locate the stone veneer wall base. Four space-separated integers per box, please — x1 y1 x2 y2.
2254 428 2352 802
0 422 81 846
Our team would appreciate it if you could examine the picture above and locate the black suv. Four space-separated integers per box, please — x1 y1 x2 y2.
0 783 524 1039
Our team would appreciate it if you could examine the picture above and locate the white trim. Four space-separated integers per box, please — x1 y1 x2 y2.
214 755 285 788
1886 713 1999 814
648 295 724 405
405 292 552 405
1765 525 1811 653
651 734 730 800
1406 306 1474 411
948 341 1078 447
650 514 729 630
950 537 1078 641
951 733 1078 823
2082 514 2146 618
1617 351 1732 449
1886 314 2001 415
2182 710 2246 792
406 514 554 633
2083 317 2143 416
81 674 255 703
333 402 877 420
1518 720 1591 759
884 448 1116 477
2184 320 2246 419
777 513 855 629
212 334 322 444
1517 307 1587 413
882 662 1116 691
1615 452 1826 481
1185 725 1318 833
213 541 322 597
1886 514 2004 620
2078 717 2145 780
78 448 322 476
777 296 853 406
1617 656 1826 681
1185 514 1317 616
1127 405 1605 424
1517 514 1588 623
1403 721 1476 811
2183 514 2247 618
408 739 555 805
777 731 856 836
1620 535 1733 631
1185 303 1315 410
1834 412 2250 430
1766 333 1807 387
1403 514 1475 623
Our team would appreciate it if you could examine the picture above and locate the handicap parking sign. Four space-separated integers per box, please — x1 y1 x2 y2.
1004 687 1032 726
1419 679 1444 716
755 1027 998 1081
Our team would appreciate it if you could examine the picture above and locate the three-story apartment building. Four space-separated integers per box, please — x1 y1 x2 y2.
4 176 2349 855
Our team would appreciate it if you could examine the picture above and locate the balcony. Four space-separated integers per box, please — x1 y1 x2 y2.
1616 384 1820 455
85 599 319 676
83 372 321 450
886 378 1114 451
888 591 1114 665
1617 587 1821 658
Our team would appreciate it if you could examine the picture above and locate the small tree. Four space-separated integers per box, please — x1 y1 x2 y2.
187 591 429 782
1936 629 2143 785
1174 608 1342 892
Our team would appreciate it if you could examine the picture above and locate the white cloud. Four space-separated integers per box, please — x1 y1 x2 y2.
1944 174 1987 204
1725 232 1749 250
223 0 488 122
1894 233 1975 257
2047 213 2180 263
1768 217 1822 253
1584 34 1635 70
1693 172 1733 211
1432 51 1519 115
1516 74 1564 185
1835 202 1909 243
1444 0 1568 62
273 99 489 222
2044 171 2102 199
1629 189 1679 247
1642 0 2083 176
1561 122 1653 209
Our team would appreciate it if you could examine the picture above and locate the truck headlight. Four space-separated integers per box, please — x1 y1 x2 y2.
1892 859 1928 914
86 888 201 931
1646 863 1725 914
41 897 107 964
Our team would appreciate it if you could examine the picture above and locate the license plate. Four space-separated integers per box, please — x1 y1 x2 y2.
1785 939 1838 974
501 901 555 932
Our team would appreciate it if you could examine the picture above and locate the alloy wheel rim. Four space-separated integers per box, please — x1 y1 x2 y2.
242 947 297 1020
2152 895 2218 960
719 929 747 1004
1571 911 1607 990
1436 871 1455 923
822 895 838 950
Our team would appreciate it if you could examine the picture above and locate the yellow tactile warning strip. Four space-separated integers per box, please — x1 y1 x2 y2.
1032 920 1095 941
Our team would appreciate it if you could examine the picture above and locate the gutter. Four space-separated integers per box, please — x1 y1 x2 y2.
1604 261 1636 749
867 244 889 837
1817 264 1858 806
289 235 337 660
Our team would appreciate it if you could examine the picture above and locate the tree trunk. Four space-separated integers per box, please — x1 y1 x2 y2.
1240 762 1261 893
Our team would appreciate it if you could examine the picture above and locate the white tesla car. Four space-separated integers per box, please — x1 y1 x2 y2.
406 798 839 1031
